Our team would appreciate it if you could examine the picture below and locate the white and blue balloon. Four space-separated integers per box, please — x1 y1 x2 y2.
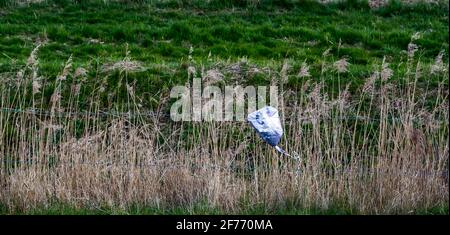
247 106 290 156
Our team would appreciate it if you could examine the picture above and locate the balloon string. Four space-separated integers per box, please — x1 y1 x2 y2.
274 145 290 156
275 146 302 176
274 146 300 161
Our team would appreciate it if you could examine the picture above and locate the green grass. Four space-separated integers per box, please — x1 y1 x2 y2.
1 202 448 215
0 0 448 84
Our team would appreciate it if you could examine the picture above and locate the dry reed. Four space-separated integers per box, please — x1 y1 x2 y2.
0 44 448 214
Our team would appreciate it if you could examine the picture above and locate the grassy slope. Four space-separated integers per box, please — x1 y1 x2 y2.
0 1 448 90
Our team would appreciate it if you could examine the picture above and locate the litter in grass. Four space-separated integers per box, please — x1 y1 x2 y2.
247 106 290 156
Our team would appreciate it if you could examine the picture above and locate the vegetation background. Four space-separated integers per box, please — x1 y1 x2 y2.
0 0 448 214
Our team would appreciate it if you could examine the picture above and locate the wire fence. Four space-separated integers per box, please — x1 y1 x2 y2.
1 107 448 178
2 157 448 179
1 107 448 125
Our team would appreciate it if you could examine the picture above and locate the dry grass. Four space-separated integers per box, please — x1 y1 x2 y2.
0 44 448 214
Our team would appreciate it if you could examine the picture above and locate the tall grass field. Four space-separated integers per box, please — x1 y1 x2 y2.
0 0 448 214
